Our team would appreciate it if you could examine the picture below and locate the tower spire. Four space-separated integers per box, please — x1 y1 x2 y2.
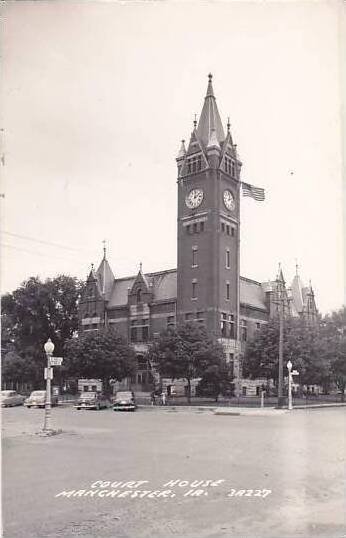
196 73 225 148
206 73 214 97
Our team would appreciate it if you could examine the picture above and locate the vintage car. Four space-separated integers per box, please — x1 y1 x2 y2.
113 391 137 412
74 391 109 410
0 390 25 407
24 390 59 408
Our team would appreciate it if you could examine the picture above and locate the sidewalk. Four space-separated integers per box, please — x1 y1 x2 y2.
140 402 346 415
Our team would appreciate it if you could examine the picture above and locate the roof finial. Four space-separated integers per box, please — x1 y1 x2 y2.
102 239 106 260
295 258 299 276
206 73 214 97
227 117 231 133
91 263 94 270
139 261 142 272
193 114 197 129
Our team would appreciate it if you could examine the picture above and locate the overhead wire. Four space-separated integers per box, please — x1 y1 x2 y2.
1 230 97 255
1 243 92 263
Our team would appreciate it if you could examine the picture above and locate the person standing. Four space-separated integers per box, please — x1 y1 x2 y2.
150 391 156 406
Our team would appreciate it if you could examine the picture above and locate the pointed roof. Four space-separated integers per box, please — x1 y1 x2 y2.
86 264 98 283
291 273 305 313
94 244 115 300
96 258 115 300
197 74 225 148
177 139 186 159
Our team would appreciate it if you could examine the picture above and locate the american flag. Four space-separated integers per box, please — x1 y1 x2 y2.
241 182 265 201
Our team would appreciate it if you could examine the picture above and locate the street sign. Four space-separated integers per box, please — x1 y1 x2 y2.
292 370 299 376
50 357 63 366
44 368 54 380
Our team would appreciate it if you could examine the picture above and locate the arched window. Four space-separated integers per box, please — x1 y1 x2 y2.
136 288 142 303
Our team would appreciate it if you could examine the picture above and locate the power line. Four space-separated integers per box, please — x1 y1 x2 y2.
1 243 91 263
1 231 98 255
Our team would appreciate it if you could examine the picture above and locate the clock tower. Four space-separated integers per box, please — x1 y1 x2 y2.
176 74 242 350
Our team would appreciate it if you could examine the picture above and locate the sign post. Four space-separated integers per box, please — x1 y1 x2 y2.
42 340 63 436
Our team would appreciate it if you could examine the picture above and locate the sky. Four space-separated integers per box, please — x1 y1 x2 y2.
1 0 345 314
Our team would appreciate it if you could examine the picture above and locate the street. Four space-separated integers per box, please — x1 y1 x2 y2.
2 405 345 538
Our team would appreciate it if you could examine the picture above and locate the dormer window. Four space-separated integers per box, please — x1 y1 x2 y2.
136 288 142 304
225 156 235 177
187 155 202 174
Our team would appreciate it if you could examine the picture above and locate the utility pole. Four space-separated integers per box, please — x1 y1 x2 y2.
278 301 284 407
275 265 285 408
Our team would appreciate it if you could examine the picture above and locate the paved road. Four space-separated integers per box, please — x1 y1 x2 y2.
2 405 345 538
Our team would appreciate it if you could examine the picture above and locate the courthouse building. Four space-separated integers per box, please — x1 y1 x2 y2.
78 75 317 394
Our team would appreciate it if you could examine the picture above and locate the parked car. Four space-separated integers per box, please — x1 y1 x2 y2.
113 391 137 411
24 390 59 408
0 390 25 407
74 391 109 410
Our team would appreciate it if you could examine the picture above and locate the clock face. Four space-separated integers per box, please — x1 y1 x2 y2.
185 188 204 209
223 189 235 211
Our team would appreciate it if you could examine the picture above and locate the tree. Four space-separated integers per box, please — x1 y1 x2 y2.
148 322 225 403
1 351 40 387
197 361 234 401
242 317 333 390
1 275 84 386
321 307 346 401
63 329 136 394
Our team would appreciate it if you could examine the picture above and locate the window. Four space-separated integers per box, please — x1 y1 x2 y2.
137 355 148 369
185 313 193 321
193 223 198 233
256 322 260 330
231 160 235 177
192 280 197 299
131 326 138 342
226 249 230 268
229 355 234 376
229 314 235 339
136 288 142 304
242 386 247 396
186 225 191 234
130 318 149 342
226 282 230 300
167 315 175 328
241 319 247 342
187 155 202 174
231 227 235 237
200 221 204 232
142 326 149 342
221 222 225 233
196 311 205 324
226 225 230 235
221 312 227 337
192 247 198 267
225 156 236 177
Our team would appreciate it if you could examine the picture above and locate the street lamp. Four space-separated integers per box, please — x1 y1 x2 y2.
287 359 293 410
43 338 55 434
